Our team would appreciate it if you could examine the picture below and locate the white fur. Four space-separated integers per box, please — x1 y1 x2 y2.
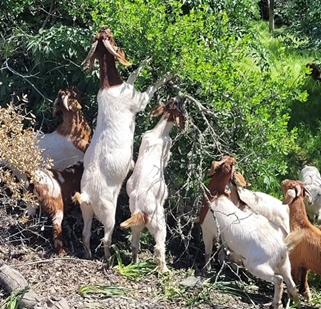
208 195 299 308
228 183 290 236
38 132 84 170
125 113 174 273
78 73 173 260
299 165 321 223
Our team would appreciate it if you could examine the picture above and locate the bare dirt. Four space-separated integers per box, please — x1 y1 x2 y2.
0 197 318 309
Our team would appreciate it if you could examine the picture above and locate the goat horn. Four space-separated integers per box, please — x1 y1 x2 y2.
102 39 121 58
283 188 296 205
81 40 98 67
304 187 313 204
62 94 69 110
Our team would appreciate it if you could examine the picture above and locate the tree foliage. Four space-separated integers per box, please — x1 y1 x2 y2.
0 1 308 213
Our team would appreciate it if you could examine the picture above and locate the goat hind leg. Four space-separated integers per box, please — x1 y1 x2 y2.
52 209 66 256
247 264 283 308
80 203 94 259
131 225 144 264
299 268 312 302
148 218 169 273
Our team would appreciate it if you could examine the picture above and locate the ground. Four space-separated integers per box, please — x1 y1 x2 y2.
0 198 320 309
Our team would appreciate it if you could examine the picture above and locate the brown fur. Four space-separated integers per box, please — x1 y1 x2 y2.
150 97 186 129
28 162 83 256
55 87 91 153
281 179 321 300
120 212 148 229
199 156 235 224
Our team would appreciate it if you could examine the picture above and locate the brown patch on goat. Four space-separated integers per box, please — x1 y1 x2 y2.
120 212 148 229
199 156 235 224
82 27 131 89
30 181 66 256
281 179 321 301
28 162 83 255
55 87 91 153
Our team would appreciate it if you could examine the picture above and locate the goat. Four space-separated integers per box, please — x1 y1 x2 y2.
120 96 186 273
37 87 91 170
282 179 321 302
200 156 302 308
73 26 173 263
27 162 83 256
299 165 321 224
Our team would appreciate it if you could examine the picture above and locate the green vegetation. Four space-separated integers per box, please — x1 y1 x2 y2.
0 288 28 309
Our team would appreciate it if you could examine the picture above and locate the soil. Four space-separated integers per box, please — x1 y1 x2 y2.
0 197 318 309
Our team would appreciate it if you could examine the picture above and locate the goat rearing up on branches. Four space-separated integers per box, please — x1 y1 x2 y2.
73 26 173 263
120 96 186 273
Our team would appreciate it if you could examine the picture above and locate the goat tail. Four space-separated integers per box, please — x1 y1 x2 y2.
120 212 148 229
284 229 305 252
72 191 90 205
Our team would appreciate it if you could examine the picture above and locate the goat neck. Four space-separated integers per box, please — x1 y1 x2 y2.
56 108 91 153
97 43 123 88
199 156 235 224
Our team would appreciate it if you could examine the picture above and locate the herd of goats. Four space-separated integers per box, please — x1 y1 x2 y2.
3 26 321 308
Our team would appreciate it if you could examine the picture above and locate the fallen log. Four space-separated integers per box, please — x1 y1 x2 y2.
0 260 69 309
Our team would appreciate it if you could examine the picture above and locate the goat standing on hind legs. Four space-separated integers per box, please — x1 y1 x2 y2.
120 96 186 273
282 179 321 303
73 26 174 265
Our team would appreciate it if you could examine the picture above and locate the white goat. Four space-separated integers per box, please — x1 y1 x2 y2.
37 87 91 170
201 156 302 308
299 165 321 223
73 27 173 262
120 96 186 273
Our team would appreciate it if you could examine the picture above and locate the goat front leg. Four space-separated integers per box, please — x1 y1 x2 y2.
126 58 152 85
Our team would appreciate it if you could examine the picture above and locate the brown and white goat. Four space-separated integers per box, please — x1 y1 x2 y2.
200 156 303 308
28 162 83 256
282 179 321 302
73 26 173 263
120 96 186 273
38 87 91 170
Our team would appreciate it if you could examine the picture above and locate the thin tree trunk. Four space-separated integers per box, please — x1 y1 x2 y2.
268 0 275 33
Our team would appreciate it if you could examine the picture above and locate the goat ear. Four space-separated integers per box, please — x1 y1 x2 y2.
295 184 302 197
283 188 296 205
82 40 98 68
116 48 132 66
233 171 251 187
